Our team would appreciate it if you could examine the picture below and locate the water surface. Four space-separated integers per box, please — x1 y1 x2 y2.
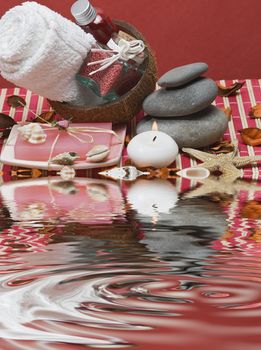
0 176 260 350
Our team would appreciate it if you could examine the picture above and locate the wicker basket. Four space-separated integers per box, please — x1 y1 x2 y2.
48 20 157 124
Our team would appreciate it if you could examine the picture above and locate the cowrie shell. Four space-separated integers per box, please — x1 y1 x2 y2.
86 145 110 163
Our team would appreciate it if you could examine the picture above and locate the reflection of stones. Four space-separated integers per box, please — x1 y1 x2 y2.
127 179 178 217
143 77 218 117
138 198 227 272
158 62 209 88
137 106 228 148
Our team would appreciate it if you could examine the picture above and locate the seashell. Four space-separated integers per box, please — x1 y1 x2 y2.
18 123 35 140
18 123 47 144
99 166 147 181
57 166 76 180
86 145 110 163
176 167 210 180
51 152 79 165
28 130 47 144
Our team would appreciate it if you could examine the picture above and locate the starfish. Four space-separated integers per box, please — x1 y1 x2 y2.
182 147 261 181
182 176 261 199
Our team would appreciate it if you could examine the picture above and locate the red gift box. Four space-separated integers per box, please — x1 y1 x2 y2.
15 123 112 162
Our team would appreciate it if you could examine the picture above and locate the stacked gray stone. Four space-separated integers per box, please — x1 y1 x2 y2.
137 63 228 148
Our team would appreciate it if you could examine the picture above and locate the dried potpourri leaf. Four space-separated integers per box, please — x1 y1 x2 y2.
0 113 17 138
240 128 261 146
209 193 234 204
240 200 261 220
249 104 261 119
34 110 56 124
217 81 245 97
124 158 133 166
124 134 131 146
144 167 180 179
31 168 42 178
221 107 232 120
207 140 235 154
11 167 41 179
250 229 261 243
7 95 26 108
221 230 235 241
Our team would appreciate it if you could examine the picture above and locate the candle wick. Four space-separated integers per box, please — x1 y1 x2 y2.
153 136 157 142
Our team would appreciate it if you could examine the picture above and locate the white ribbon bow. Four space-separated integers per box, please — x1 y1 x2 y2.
87 39 145 76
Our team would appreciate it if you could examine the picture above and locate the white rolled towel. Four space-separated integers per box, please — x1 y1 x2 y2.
0 1 96 103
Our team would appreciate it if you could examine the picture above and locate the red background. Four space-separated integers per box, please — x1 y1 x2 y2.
0 0 260 88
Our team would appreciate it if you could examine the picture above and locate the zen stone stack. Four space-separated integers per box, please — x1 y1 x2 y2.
137 63 228 148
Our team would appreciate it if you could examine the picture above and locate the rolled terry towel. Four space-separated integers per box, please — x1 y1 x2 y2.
0 1 96 103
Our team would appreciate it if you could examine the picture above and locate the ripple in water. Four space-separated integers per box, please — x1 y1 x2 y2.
0 178 260 350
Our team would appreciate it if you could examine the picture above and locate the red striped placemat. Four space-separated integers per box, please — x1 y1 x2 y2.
0 80 260 181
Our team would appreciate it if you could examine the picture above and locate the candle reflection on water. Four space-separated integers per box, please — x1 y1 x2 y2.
127 179 178 224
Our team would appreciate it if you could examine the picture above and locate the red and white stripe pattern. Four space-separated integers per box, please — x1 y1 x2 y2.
0 80 260 181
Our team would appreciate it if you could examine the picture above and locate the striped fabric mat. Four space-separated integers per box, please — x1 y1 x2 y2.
0 80 260 182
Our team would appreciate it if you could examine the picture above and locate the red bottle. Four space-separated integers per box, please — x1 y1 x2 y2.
71 0 119 46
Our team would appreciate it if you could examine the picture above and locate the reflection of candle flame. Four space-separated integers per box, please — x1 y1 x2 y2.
152 121 158 131
152 205 158 224
152 213 158 225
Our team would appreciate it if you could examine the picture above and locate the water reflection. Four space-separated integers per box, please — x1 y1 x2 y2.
0 177 125 225
140 197 227 267
0 175 260 349
127 179 178 220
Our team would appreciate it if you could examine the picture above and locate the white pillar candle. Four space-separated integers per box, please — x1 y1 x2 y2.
127 179 178 219
127 128 178 168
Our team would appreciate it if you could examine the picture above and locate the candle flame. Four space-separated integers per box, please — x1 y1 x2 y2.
152 121 158 131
